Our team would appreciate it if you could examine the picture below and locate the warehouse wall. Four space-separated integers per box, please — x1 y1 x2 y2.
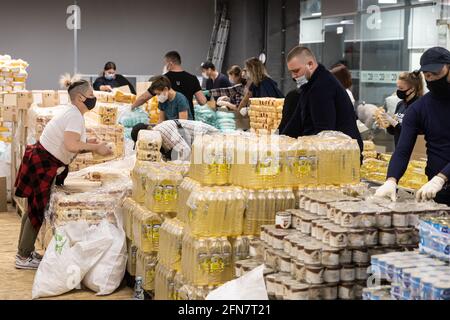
222 0 300 95
0 0 215 90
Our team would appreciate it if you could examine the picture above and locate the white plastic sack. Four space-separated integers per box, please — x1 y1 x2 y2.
83 221 127 295
206 265 269 300
32 221 113 299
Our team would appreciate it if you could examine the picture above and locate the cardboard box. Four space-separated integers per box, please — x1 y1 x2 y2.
0 176 7 212
17 91 33 109
41 91 59 107
116 85 131 94
3 93 17 107
136 81 151 96
1 106 17 121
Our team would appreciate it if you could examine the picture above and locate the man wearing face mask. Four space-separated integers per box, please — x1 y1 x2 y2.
131 52 206 118
147 75 192 122
201 61 232 93
14 75 112 270
280 46 363 154
375 47 450 204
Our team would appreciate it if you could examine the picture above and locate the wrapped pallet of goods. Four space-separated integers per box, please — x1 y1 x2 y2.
0 55 28 93
248 98 284 134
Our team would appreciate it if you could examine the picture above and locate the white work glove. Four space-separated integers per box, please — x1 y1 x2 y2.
240 107 249 117
374 179 398 202
380 112 398 127
415 176 446 202
217 96 230 103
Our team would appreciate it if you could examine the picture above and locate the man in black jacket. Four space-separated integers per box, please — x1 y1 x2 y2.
280 46 363 153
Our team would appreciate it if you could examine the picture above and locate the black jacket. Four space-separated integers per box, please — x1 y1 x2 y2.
280 64 363 152
278 89 301 133
386 96 418 147
93 74 136 95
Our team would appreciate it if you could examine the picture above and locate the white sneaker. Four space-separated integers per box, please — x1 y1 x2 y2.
31 251 43 261
15 255 40 270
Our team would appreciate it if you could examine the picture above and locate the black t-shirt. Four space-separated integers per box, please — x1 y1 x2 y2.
163 71 202 120
93 74 136 94
206 73 232 91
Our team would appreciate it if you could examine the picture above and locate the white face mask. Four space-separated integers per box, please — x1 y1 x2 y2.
294 75 308 88
157 92 169 103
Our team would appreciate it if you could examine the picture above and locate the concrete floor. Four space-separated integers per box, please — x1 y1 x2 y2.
0 206 133 300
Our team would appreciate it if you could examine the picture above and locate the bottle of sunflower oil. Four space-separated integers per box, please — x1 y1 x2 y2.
209 238 224 285
274 188 285 213
242 189 255 235
265 189 276 224
221 237 233 282
285 188 296 210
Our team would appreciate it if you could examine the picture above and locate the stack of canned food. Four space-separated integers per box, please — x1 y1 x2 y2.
368 251 450 300
234 191 450 300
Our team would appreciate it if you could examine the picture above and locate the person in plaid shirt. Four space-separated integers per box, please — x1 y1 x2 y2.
205 65 250 130
14 75 112 270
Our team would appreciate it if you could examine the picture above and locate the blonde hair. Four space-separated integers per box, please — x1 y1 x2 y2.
398 71 424 97
245 57 269 86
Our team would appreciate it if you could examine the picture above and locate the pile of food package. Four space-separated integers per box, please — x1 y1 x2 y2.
194 105 237 133
361 153 428 190
90 104 118 125
69 124 125 171
0 55 28 93
248 98 284 133
94 89 136 105
39 157 134 250
142 96 160 124
362 140 377 160
234 191 450 300
136 129 162 162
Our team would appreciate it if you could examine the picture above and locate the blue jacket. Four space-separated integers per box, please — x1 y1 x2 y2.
387 92 450 180
280 64 363 152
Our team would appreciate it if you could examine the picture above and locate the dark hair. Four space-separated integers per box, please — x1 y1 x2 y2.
287 46 316 62
331 64 353 89
164 51 182 65
104 61 117 71
227 65 246 85
131 123 151 144
201 61 216 71
148 75 172 95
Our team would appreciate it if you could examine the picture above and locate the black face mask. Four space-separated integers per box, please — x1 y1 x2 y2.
396 89 413 100
426 69 450 99
82 95 97 110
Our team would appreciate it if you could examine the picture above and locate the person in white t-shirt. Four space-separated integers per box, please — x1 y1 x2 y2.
14 75 112 270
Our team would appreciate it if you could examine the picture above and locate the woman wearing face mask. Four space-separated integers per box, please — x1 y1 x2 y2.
376 71 424 147
14 74 112 270
238 57 284 117
375 47 450 205
148 75 192 123
93 61 136 94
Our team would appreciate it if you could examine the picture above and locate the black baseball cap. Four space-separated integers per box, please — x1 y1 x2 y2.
200 61 215 70
419 47 450 73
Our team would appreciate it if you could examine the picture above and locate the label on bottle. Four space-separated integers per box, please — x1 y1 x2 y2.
152 224 161 243
153 186 164 202
210 255 225 273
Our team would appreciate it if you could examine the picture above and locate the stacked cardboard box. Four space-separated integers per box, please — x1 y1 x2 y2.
248 98 284 133
0 55 28 93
